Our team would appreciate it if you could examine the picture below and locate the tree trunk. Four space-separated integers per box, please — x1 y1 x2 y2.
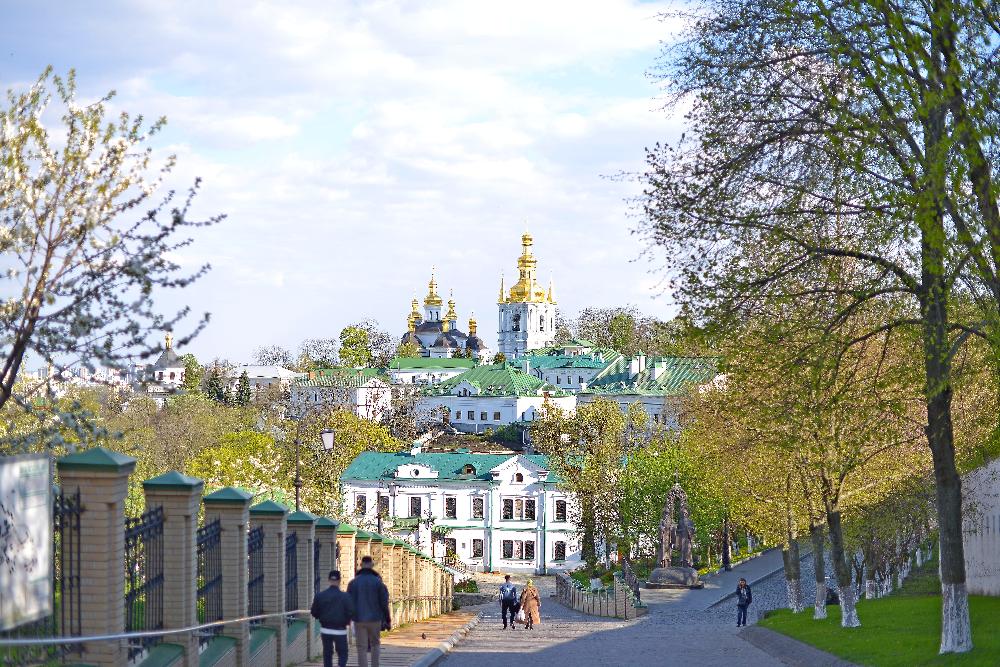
722 517 732 571
782 539 803 613
826 508 859 627
810 522 826 619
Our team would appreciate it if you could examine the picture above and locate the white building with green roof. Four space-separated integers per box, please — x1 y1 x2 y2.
340 447 582 574
520 341 622 393
416 362 576 433
387 356 477 386
290 368 392 420
578 355 720 426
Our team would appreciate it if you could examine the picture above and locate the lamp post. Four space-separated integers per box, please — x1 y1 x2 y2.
289 411 337 512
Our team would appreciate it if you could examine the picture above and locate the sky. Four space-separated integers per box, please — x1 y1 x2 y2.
1 1 685 365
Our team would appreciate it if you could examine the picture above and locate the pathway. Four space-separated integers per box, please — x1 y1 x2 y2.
439 552 790 667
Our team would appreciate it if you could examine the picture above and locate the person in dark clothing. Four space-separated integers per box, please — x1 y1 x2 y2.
736 577 753 627
310 570 354 667
498 574 518 630
347 555 391 667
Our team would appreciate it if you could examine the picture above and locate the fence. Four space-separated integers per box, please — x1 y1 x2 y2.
0 487 83 666
620 558 642 603
124 506 164 661
284 532 298 625
247 527 265 628
196 519 223 648
554 572 646 620
313 540 322 596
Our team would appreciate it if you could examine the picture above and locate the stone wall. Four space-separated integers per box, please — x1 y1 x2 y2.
963 457 1000 596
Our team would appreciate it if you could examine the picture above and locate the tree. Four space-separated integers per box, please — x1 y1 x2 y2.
253 345 295 368
338 326 372 368
0 69 219 435
234 371 252 406
492 353 507 365
204 367 229 405
180 354 203 392
608 313 638 356
396 340 421 358
642 1 1000 650
297 338 339 370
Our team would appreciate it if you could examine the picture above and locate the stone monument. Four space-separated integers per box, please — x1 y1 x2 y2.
646 481 703 589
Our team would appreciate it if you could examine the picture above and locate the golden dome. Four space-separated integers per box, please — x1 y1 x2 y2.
468 313 478 336
547 277 556 304
506 231 548 303
424 267 443 307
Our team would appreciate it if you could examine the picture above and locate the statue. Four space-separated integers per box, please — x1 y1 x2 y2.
647 480 703 589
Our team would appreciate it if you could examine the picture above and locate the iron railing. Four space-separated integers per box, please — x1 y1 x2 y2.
621 558 642 602
0 486 83 666
124 506 164 661
195 519 223 648
285 532 298 624
313 539 322 596
247 527 265 628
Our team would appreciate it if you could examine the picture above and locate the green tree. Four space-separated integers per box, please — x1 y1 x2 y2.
235 371 252 406
187 430 293 506
204 368 229 405
492 352 507 365
297 338 339 370
180 354 203 392
396 340 421 358
608 313 638 355
339 326 373 367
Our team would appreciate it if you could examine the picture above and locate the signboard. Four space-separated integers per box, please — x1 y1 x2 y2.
0 454 52 631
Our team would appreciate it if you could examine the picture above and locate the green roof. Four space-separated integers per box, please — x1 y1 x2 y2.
582 356 718 396
203 487 254 504
523 352 618 371
336 522 358 534
341 451 559 483
316 517 340 528
287 510 318 524
423 363 559 397
57 446 136 473
293 368 388 388
250 500 289 515
389 357 477 370
143 470 203 491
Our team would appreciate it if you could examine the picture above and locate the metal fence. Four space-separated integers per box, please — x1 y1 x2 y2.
247 527 265 628
554 572 644 620
284 533 298 624
0 487 83 666
195 519 223 648
313 540 321 596
124 506 164 661
621 558 642 602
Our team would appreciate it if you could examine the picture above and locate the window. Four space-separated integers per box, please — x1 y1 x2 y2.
355 495 367 515
472 497 484 519
512 314 521 332
454 411 460 421
467 410 474 420
539 315 544 331
377 495 389 517
169 371 175 380
445 496 457 519
502 496 535 520
554 541 567 561
525 499 536 520
514 499 523 518
556 376 562 384
501 539 533 560
472 539 484 558
409 496 422 517
480 411 487 421
493 411 501 420
502 540 513 559
502 498 514 520
555 500 567 522
444 538 457 555
514 472 524 483
579 376 584 385
524 540 535 560
463 464 476 475
158 372 163 380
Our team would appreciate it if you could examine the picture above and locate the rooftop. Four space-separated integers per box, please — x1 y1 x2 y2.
423 362 564 397
292 367 389 388
582 356 719 396
342 450 560 483
389 357 478 370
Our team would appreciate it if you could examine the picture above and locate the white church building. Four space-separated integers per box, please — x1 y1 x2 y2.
340 447 582 574
497 233 558 359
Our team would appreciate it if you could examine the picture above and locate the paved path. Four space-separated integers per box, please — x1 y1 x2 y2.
439 553 790 667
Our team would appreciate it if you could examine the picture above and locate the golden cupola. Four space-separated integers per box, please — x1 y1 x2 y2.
424 267 443 308
504 232 551 303
468 313 478 336
444 291 458 330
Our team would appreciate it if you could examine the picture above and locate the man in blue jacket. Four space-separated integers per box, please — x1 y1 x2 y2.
310 570 354 667
736 577 753 627
498 575 518 630
348 556 391 667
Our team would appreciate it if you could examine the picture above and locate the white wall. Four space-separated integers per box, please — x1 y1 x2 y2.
963 457 1000 596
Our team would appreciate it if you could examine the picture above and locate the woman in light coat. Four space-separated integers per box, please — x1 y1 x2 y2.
518 580 541 629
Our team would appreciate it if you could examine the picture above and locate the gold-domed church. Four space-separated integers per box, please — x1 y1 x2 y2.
401 269 489 359
497 232 557 358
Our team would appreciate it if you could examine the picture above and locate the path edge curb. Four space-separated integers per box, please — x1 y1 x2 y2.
738 625 859 667
708 548 811 609
415 610 483 667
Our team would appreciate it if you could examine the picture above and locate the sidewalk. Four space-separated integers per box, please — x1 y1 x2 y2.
296 610 480 667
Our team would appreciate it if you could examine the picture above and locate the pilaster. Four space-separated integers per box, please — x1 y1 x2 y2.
287 510 318 660
203 487 253 665
250 500 288 667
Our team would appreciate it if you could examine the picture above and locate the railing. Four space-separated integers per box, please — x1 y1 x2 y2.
621 558 642 603
284 532 298 625
196 519 223 648
437 554 476 575
554 572 645 620
247 527 265 628
124 506 165 661
313 540 322 596
0 486 83 666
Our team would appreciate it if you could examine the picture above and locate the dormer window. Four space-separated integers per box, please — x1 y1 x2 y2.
463 464 476 475
514 473 524 483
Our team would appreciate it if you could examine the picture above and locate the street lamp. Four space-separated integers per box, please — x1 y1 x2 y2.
289 415 337 512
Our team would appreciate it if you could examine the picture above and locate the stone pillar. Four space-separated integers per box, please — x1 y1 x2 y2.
56 447 136 667
287 510 318 660
250 500 288 667
202 487 253 667
336 523 357 589
369 533 384 572
355 531 372 572
143 471 204 667
315 517 340 579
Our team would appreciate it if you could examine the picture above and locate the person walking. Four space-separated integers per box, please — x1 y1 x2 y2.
348 555 391 667
498 574 518 630
736 577 753 627
519 580 541 630
310 570 355 667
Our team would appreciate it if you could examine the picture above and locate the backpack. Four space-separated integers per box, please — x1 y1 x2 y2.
500 584 516 602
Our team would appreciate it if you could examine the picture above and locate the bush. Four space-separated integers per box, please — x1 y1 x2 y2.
454 578 479 593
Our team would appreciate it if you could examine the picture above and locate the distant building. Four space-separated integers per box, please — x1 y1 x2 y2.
387 357 477 386
497 233 557 359
416 362 575 433
577 355 719 426
962 456 1000 596
143 333 187 406
521 340 621 393
341 447 582 574
224 365 302 393
290 368 392 421
400 270 489 359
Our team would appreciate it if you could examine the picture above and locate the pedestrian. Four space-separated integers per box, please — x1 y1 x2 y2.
519 579 541 630
736 577 753 627
310 570 354 667
347 555 391 667
498 574 518 630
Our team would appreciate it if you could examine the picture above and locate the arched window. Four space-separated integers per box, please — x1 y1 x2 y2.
514 472 524 483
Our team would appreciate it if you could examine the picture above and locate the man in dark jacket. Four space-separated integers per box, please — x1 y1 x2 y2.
736 577 753 627
310 570 354 667
347 555 391 667
498 575 518 630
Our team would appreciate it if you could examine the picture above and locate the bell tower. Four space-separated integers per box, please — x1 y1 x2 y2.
497 232 556 359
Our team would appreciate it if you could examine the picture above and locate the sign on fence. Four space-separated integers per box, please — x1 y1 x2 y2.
0 454 52 631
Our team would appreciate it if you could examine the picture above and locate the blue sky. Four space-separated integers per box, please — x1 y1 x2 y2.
1 1 684 364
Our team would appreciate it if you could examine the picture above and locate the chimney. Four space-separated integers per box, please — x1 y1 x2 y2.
649 360 663 382
410 441 422 457
522 359 531 374
628 355 646 378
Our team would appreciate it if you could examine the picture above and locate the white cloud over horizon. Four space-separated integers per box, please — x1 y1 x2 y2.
2 0 687 366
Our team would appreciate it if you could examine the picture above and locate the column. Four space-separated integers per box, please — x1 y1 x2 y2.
336 523 357 589
354 530 372 572
250 500 288 667
143 471 203 667
56 446 136 667
315 517 340 579
287 510 318 661
369 533 384 572
202 487 253 666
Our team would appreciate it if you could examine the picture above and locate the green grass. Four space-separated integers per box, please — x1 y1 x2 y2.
759 557 1000 666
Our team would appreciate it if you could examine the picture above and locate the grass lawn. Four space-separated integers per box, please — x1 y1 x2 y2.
759 559 1000 666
